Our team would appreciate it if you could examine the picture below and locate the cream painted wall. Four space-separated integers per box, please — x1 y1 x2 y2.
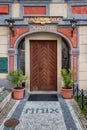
0 36 8 45
80 45 87 53
79 26 87 35
0 74 8 78
0 45 8 54
25 32 62 92
79 36 87 44
79 26 87 90
79 63 87 71
0 27 8 78
12 3 20 18
50 3 67 17
0 27 8 35
79 81 87 90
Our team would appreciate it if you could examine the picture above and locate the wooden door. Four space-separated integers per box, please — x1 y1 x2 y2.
30 40 57 91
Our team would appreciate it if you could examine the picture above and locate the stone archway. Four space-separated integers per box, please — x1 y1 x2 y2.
24 32 72 92
12 31 76 92
14 31 73 50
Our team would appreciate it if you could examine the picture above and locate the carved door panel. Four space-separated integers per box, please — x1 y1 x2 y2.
30 40 57 91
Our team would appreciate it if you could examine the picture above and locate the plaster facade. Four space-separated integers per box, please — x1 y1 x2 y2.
0 0 87 91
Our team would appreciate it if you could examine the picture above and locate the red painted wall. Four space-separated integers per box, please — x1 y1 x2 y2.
58 28 78 48
10 56 14 72
72 6 87 14
0 5 9 14
24 6 46 15
73 57 77 81
10 28 29 48
9 28 29 71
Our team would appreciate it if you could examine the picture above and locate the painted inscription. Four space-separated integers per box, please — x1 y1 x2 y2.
25 108 59 114
31 25 57 31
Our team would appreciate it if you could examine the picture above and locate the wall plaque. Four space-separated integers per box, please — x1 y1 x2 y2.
0 57 8 73
30 25 57 31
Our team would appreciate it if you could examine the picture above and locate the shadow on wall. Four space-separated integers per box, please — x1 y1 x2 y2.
0 79 14 88
0 79 25 88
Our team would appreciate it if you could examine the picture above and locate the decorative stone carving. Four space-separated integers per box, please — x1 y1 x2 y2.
25 16 61 24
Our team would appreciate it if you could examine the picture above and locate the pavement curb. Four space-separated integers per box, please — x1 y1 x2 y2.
0 92 12 111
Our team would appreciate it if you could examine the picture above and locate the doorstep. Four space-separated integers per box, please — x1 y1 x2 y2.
29 91 58 94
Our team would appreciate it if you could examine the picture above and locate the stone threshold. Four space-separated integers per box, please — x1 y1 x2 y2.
29 91 58 94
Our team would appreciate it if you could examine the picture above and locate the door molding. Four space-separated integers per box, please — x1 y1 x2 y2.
25 32 62 92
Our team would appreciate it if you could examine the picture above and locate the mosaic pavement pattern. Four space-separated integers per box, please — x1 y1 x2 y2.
16 102 66 130
0 94 83 130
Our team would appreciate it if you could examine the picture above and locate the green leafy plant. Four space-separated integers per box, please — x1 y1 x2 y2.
61 68 74 89
7 69 27 88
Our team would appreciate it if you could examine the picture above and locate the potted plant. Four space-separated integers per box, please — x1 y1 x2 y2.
61 68 74 99
7 69 27 100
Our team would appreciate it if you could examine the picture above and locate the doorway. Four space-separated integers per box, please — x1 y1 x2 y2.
30 40 57 91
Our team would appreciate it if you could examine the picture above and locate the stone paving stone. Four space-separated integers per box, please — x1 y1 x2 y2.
0 93 83 130
15 102 67 130
0 100 20 130
69 99 87 130
66 100 83 130
59 97 79 130
0 99 16 125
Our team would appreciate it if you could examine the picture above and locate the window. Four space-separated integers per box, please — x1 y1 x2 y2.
62 40 69 69
17 38 25 74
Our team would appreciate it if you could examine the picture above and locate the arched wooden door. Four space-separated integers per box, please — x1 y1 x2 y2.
30 40 57 91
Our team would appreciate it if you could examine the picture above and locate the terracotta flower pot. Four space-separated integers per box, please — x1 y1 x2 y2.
62 87 73 99
12 88 25 100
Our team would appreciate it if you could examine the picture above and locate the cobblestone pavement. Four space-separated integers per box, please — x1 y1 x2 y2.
69 99 87 130
0 99 16 126
0 93 84 130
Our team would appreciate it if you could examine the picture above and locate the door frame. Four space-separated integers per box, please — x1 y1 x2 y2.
25 32 62 93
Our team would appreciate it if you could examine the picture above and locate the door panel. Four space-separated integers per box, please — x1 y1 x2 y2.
30 42 39 91
39 42 48 90
30 40 57 91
